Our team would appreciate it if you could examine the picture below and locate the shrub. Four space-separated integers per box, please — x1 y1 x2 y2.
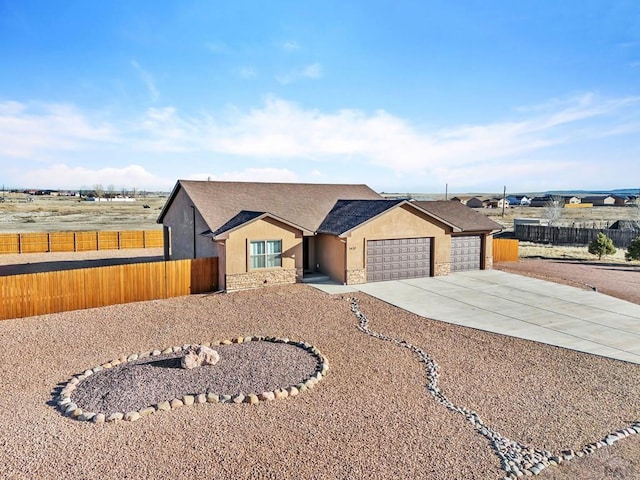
626 237 640 261
588 232 616 260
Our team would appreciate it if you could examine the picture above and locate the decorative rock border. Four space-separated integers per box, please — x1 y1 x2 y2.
55 336 329 424
349 297 640 479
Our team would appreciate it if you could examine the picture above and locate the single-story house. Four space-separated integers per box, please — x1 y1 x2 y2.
580 195 625 206
157 180 502 291
562 196 581 205
529 196 562 207
506 195 532 206
450 196 485 208
487 197 509 209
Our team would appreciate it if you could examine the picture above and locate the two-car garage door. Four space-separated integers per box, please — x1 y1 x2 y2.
366 238 431 282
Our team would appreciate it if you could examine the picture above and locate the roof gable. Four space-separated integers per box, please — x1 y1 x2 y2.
317 199 405 235
204 210 311 239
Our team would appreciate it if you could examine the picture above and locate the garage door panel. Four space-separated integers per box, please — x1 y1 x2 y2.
366 237 431 282
451 236 481 272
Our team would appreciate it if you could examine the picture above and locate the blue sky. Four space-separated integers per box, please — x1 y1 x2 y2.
1 1 639 194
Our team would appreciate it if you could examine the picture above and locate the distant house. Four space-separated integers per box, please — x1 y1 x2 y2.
529 196 562 207
581 195 625 206
507 195 531 206
157 180 502 291
486 198 509 209
562 196 581 205
450 196 485 208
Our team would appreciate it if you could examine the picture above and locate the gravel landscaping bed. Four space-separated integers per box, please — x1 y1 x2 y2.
1 283 638 479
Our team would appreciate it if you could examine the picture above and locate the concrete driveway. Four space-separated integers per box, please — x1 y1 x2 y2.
310 270 640 365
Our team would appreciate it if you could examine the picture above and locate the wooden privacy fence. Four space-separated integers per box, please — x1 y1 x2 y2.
0 230 163 254
0 257 217 321
515 224 640 248
493 238 519 262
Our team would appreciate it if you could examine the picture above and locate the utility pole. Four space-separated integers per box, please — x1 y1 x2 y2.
501 185 507 218
445 183 448 200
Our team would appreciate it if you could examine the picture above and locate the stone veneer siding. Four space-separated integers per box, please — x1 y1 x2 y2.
485 256 493 269
346 268 366 285
226 268 297 291
434 262 451 276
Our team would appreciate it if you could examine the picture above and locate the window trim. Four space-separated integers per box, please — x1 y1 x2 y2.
249 239 283 270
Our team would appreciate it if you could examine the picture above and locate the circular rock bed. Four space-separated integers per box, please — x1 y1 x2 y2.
55 336 329 423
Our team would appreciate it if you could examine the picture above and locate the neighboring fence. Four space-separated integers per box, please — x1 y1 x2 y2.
0 257 217 321
515 224 640 248
0 230 163 254
493 238 519 262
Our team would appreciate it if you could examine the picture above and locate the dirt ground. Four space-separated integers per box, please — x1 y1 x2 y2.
0 193 167 232
495 258 640 305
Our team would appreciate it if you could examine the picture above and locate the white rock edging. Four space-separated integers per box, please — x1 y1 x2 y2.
349 297 640 479
56 336 329 424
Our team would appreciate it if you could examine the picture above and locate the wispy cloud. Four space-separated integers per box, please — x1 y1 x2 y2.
0 101 115 159
131 60 159 102
2 92 639 190
238 67 256 79
281 40 300 52
9 163 173 190
276 63 323 84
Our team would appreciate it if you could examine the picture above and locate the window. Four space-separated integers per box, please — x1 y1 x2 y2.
250 240 282 269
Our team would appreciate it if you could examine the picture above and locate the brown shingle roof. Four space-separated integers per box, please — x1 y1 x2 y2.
413 200 502 232
158 180 382 233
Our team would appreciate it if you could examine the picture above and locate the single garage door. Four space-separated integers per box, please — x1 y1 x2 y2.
366 237 431 282
451 236 482 272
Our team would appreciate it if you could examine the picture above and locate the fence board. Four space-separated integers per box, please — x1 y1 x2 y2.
493 239 519 262
515 224 640 248
76 232 98 251
0 234 19 254
144 230 164 248
20 233 49 253
49 232 75 252
0 230 164 254
98 231 120 250
0 257 218 321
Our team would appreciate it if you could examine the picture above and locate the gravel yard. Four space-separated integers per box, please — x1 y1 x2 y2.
1 280 639 479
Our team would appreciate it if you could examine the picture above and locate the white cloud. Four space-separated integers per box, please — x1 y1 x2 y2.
2 92 638 191
10 164 174 190
281 41 300 52
276 63 323 84
0 101 115 159
238 67 256 79
131 60 159 102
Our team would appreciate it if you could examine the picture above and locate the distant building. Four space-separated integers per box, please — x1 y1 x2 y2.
450 196 485 208
580 195 625 206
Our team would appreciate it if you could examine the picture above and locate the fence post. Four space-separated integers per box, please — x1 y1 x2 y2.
47 232 51 253
118 231 121 250
18 233 22 254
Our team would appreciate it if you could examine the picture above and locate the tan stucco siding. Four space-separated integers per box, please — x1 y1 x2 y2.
484 233 494 269
315 234 346 284
344 204 451 273
225 218 302 275
160 188 217 260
